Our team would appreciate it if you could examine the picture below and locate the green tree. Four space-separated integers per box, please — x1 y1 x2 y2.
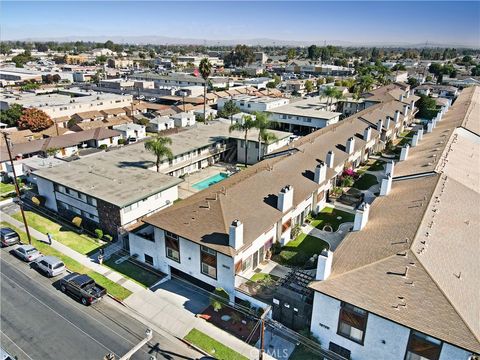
96 55 108 64
219 99 240 122
323 86 343 111
253 112 277 161
416 94 438 119
407 77 419 88
0 104 23 127
138 52 146 59
304 80 314 94
199 58 213 123
144 136 174 172
149 50 156 59
224 45 255 67
287 48 296 60
229 115 256 168
104 40 115 50
307 45 320 60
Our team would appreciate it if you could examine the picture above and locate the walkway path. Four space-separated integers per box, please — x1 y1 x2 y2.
0 210 275 359
301 222 353 251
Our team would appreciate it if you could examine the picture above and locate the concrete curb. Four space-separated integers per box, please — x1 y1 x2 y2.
178 337 215 359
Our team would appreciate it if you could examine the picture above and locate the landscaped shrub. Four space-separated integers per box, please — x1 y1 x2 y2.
99 144 108 150
341 175 354 187
118 138 126 145
95 229 103 239
31 195 45 206
271 241 282 255
72 216 82 228
210 287 229 312
291 224 302 239
104 234 113 242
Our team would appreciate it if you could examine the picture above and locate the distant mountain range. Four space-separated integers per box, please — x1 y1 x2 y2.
9 35 479 48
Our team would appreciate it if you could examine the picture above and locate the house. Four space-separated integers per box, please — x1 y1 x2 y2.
101 107 127 118
415 84 459 98
112 123 146 141
171 112 196 128
71 110 105 123
35 151 183 239
308 86 479 360
146 116 175 132
70 115 132 132
388 70 409 83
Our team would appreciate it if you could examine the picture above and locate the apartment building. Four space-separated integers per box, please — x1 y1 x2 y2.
217 95 289 113
125 90 422 302
308 86 479 360
129 72 232 89
0 90 133 118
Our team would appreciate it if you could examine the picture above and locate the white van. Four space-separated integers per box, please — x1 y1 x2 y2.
35 256 66 277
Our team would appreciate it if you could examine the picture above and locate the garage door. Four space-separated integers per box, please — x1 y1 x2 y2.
170 267 215 293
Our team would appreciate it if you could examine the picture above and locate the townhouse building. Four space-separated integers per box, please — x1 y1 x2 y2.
308 86 479 360
126 87 418 306
217 95 289 113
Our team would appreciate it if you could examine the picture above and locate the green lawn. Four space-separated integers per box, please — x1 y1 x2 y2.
0 182 15 195
104 253 161 288
184 329 248 360
12 210 103 255
250 273 279 284
367 160 385 171
274 233 329 267
352 173 378 190
309 207 355 232
0 221 132 300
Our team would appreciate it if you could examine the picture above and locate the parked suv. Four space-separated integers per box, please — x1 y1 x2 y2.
35 256 66 277
0 227 20 247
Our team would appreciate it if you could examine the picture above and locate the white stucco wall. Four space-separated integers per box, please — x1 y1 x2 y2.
311 292 473 360
120 186 178 225
36 177 58 212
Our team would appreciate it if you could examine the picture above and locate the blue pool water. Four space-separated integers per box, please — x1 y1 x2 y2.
192 173 229 190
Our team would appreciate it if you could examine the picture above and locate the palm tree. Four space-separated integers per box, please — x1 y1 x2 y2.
229 115 256 168
199 58 212 123
323 86 337 111
356 74 376 95
253 112 277 161
144 135 173 173
331 88 344 112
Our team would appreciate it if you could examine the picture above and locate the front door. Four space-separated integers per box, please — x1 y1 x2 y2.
252 250 259 269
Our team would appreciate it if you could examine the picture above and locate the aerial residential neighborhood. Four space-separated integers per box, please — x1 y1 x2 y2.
0 1 479 360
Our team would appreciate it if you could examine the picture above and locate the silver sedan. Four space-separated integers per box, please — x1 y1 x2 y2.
12 244 42 262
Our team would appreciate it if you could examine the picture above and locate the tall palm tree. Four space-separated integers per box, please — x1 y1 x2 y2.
323 86 337 111
144 135 173 173
199 58 212 123
331 88 344 112
253 112 277 161
229 115 256 168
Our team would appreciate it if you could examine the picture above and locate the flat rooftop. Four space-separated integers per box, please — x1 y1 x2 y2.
229 94 288 104
268 97 341 120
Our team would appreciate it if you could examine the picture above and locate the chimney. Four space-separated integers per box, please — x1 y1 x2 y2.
380 175 392 196
385 116 391 129
399 93 404 102
376 119 383 132
427 121 434 133
346 137 355 154
418 128 424 141
410 100 415 113
363 127 372 142
394 110 400 124
353 202 370 231
229 220 244 250
314 161 327 184
315 249 333 281
403 104 410 117
400 144 410 161
411 132 419 147
385 160 395 178
406 89 411 98
277 185 294 213
326 150 335 168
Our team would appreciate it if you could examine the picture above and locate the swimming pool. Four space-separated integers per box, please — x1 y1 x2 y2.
192 173 229 190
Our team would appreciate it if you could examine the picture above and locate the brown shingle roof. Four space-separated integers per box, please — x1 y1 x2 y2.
73 110 104 120
72 116 132 131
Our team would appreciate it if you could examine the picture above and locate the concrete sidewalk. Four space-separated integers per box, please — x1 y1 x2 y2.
1 210 274 359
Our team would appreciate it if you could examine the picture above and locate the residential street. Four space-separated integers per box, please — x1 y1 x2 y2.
0 249 200 360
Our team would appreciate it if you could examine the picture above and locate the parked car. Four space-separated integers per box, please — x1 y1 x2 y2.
35 256 66 277
59 273 107 305
127 137 137 144
0 227 20 247
147 97 157 102
12 244 42 262
1 347 15 360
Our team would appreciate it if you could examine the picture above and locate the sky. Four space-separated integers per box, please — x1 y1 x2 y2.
1 1 479 46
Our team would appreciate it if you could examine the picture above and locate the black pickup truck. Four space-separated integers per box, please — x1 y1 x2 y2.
59 273 107 305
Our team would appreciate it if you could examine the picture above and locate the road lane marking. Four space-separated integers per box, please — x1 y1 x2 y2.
0 329 35 360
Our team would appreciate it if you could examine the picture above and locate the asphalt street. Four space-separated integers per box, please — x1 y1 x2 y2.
0 247 200 360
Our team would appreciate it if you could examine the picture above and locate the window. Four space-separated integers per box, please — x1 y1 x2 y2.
165 231 180 262
200 246 217 278
87 197 97 206
329 342 351 359
337 302 368 344
241 255 252 272
144 254 154 266
405 331 442 360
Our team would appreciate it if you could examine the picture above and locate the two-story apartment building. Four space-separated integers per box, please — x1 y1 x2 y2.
127 96 419 301
308 86 480 360
217 95 289 113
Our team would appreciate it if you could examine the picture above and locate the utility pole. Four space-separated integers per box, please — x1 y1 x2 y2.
2 132 32 244
105 328 155 360
259 305 272 360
